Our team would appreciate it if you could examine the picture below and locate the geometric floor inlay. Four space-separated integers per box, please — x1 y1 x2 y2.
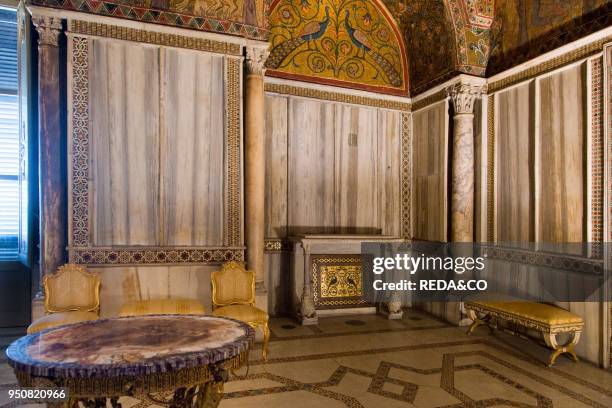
1 311 611 408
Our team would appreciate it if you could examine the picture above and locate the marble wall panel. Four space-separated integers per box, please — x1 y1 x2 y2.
89 39 160 246
496 83 534 242
161 48 225 246
538 64 586 242
334 104 380 230
377 109 402 237
264 95 288 238
412 101 448 242
287 98 336 232
263 94 403 314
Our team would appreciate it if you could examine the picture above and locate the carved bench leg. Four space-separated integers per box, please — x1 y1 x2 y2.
543 331 581 367
466 308 485 336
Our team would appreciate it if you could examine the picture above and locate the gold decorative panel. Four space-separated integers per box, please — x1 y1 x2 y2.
320 265 362 299
311 255 369 308
267 0 408 95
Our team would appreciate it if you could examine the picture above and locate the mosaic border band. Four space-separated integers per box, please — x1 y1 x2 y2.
411 90 448 112
486 94 495 242
264 239 289 253
225 57 242 247
31 0 267 40
480 247 604 276
69 20 241 56
68 247 245 265
70 36 90 246
401 112 411 240
264 83 411 111
488 36 612 94
591 57 603 243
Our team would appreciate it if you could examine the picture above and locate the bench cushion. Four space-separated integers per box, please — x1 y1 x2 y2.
119 298 205 317
27 311 99 334
466 301 583 331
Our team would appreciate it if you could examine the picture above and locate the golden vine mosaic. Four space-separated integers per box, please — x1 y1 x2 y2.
266 0 408 95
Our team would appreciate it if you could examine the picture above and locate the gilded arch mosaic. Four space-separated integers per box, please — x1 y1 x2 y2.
266 0 409 96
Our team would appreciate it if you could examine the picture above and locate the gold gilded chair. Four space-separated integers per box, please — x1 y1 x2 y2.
27 264 101 334
119 298 206 317
211 261 270 361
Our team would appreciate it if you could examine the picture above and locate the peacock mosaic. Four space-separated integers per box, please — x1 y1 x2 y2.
266 0 408 95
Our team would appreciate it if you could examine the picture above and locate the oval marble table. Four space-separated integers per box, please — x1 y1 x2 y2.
6 315 254 408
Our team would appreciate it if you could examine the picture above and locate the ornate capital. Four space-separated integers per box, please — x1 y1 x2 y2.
32 16 63 47
446 83 484 115
245 46 269 76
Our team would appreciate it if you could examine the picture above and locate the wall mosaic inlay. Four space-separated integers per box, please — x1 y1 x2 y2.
400 112 411 239
591 57 603 243
68 247 244 265
69 20 242 56
411 90 447 112
69 36 90 247
486 93 495 242
264 82 411 111
225 56 243 247
264 239 287 252
266 0 408 95
30 0 268 40
480 246 603 276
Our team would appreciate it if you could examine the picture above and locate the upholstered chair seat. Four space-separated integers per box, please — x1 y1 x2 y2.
27 264 101 334
211 304 269 323
119 298 206 317
211 261 270 361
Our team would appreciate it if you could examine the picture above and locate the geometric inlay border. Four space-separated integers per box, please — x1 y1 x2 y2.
264 83 412 111
68 247 244 265
401 112 412 240
67 37 244 264
69 36 90 247
70 20 241 56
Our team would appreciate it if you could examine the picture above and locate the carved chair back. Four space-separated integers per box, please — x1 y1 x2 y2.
44 264 101 314
211 261 255 309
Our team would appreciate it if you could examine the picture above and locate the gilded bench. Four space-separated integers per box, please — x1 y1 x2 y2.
465 301 584 367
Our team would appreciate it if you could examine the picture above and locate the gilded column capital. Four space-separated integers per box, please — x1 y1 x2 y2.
446 83 484 115
245 46 269 76
32 16 63 47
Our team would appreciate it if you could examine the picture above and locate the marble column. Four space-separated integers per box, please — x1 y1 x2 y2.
446 83 483 242
244 45 269 303
32 16 66 304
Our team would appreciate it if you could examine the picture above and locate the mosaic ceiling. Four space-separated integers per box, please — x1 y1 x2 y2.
29 0 611 95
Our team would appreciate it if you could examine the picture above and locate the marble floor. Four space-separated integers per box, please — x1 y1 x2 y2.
1 311 611 408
